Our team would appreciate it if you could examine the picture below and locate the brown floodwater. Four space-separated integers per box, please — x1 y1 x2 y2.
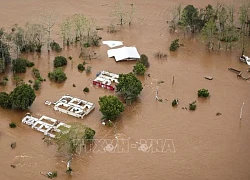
0 0 250 180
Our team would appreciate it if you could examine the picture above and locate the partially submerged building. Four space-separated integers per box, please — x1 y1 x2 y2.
47 95 95 119
93 71 119 90
22 113 70 138
107 46 140 62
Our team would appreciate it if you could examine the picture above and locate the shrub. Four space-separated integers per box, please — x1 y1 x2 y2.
138 54 150 68
84 42 90 48
9 122 16 128
33 79 41 90
189 101 197 111
54 56 67 68
172 99 179 107
198 89 210 97
78 64 85 71
31 68 41 79
133 62 146 75
68 56 72 60
86 66 91 74
83 87 89 92
47 171 57 179
48 68 67 83
170 39 180 51
28 80 33 83
32 68 41 79
26 60 34 67
12 58 27 73
50 41 62 52
154 51 168 59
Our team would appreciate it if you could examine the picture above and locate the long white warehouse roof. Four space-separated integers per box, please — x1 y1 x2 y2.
107 46 140 61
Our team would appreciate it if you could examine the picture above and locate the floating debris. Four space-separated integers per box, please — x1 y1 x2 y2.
216 112 222 116
204 76 213 80
11 142 16 149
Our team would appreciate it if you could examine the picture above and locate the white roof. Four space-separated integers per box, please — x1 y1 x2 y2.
102 41 123 48
107 46 140 61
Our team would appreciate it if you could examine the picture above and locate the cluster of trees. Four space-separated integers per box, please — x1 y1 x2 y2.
60 14 101 49
133 54 150 75
0 28 11 73
0 84 36 110
110 1 136 26
169 2 250 52
98 72 143 121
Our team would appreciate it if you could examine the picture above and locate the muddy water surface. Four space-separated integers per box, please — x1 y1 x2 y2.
0 0 250 180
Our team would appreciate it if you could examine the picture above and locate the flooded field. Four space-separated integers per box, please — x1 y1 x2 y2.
0 0 250 180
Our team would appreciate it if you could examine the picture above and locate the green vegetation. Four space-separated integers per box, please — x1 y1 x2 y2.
50 41 62 52
170 39 180 51
189 101 197 111
0 92 11 108
172 99 179 107
48 68 67 83
0 76 8 86
77 64 85 71
55 122 95 154
83 87 89 92
138 54 150 68
198 88 210 97
0 84 36 110
12 58 27 73
25 60 34 67
133 62 146 75
116 73 143 104
54 56 67 68
47 171 57 179
33 79 41 90
86 66 91 74
9 122 16 128
99 95 124 120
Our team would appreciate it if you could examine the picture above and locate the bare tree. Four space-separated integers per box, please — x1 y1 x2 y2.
110 1 128 25
61 18 74 46
128 3 137 25
72 14 86 42
169 3 182 33
39 10 58 52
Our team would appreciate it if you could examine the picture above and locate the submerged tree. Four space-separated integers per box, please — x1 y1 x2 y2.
9 84 36 110
99 95 124 120
0 28 11 73
239 1 250 55
111 1 128 25
39 10 58 52
55 122 95 154
179 5 199 33
116 73 143 104
201 19 217 50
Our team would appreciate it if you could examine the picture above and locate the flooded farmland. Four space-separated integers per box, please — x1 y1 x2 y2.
0 0 250 180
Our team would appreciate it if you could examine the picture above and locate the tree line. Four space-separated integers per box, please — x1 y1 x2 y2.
169 2 250 53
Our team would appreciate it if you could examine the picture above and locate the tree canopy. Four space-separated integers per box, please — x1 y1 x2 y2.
116 73 143 104
9 84 36 110
55 122 95 154
54 56 67 68
133 62 146 75
48 67 67 83
12 58 27 73
98 95 124 120
0 92 12 109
